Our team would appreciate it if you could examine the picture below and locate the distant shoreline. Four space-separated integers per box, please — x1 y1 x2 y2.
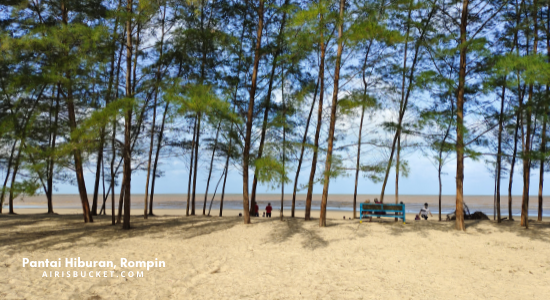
6 193 550 218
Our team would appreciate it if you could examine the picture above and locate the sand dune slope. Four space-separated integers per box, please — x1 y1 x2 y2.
1 214 550 299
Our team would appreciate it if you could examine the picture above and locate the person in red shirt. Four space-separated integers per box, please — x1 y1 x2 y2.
254 203 259 217
265 203 272 218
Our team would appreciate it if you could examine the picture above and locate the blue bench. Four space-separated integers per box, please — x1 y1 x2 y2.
359 203 405 223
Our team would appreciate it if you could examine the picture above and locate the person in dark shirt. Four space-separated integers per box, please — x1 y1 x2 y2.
266 203 272 218
254 203 259 217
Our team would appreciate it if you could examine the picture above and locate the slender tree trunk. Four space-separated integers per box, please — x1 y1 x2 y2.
1 141 17 213
8 145 23 214
122 0 133 230
539 6 550 222
220 135 231 217
354 106 365 220
250 54 278 216
186 117 197 216
538 117 546 222
242 0 265 225
319 0 345 227
143 92 158 217
521 0 538 228
395 134 401 204
144 6 166 219
379 1 436 203
250 0 289 216
111 25 124 225
455 0 469 231
508 109 520 221
92 129 105 216
61 2 92 223
394 134 401 221
496 83 506 222
47 87 60 214
281 81 286 221
111 112 117 225
117 178 125 224
292 80 318 218
438 107 453 221
305 13 327 221
150 102 169 216
191 113 202 216
208 168 225 216
203 122 221 215
353 40 373 220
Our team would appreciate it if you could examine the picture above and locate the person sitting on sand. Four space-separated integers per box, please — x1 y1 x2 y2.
266 203 272 218
419 203 433 220
415 214 420 221
262 212 265 217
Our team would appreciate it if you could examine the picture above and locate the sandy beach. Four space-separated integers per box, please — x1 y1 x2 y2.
1 211 550 299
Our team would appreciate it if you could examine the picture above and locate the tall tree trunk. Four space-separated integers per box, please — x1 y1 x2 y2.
395 134 401 204
242 0 265 225
6 86 44 214
508 109 520 221
455 0 469 231
538 116 546 222
319 0 345 227
353 40 374 219
354 106 365 220
144 5 166 219
111 25 124 225
292 79 318 218
117 177 125 224
522 0 538 228
61 2 92 223
539 6 550 222
250 53 278 216
150 102 169 216
395 134 401 221
220 134 232 217
122 0 134 230
305 12 327 221
496 83 506 222
208 169 225 216
92 129 105 216
191 113 202 215
1 141 17 213
110 112 117 224
186 117 197 216
250 0 290 216
438 105 453 221
379 1 434 204
203 122 221 215
281 78 286 221
8 145 23 214
46 87 60 214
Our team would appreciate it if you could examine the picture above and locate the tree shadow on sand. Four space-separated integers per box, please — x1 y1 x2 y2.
379 218 550 243
265 218 329 250
0 214 243 253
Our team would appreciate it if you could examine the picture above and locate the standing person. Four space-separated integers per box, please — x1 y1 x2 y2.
266 203 272 218
254 203 259 217
419 203 433 220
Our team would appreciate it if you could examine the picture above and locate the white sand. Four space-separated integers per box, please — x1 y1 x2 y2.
1 212 550 299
